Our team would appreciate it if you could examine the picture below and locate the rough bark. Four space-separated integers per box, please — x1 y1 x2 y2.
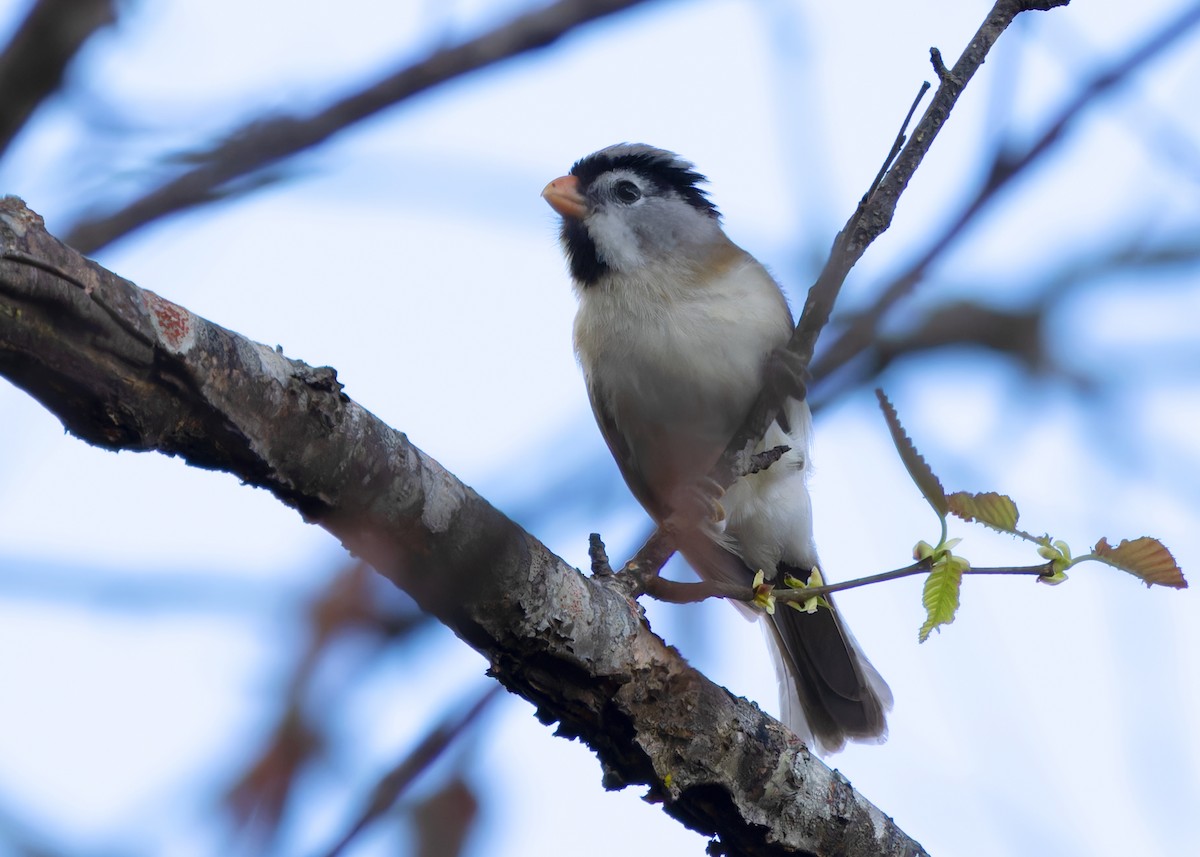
0 197 925 856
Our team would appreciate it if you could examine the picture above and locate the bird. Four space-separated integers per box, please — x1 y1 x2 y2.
541 143 891 754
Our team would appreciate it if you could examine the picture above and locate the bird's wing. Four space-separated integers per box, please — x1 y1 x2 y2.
586 375 736 522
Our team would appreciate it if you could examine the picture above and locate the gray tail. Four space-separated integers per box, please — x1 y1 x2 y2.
767 562 892 754
679 538 892 753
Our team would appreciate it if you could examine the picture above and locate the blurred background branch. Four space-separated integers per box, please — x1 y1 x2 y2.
0 0 115 158
59 0 653 255
812 0 1200 395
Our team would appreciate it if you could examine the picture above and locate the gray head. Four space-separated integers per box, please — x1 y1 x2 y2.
543 144 723 286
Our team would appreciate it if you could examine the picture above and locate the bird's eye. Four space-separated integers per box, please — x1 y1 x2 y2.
614 180 642 204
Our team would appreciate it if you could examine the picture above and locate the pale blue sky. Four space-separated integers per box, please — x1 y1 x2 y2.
1 1 1197 855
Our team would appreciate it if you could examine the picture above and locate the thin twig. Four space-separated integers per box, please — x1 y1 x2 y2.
929 47 955 86
716 0 1072 484
812 0 1200 385
646 559 1058 608
861 80 932 207
962 564 1058 576
775 561 1054 603
616 0 1068 585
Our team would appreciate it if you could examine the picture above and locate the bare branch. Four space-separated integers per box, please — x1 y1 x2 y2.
810 225 1200 408
783 0 1070 391
0 0 115 157
0 196 925 856
644 558 1056 610
812 0 1200 385
618 0 1069 583
860 80 931 207
773 561 1054 604
62 0 653 254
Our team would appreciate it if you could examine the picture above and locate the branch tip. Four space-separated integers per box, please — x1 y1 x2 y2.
929 47 956 86
588 532 613 577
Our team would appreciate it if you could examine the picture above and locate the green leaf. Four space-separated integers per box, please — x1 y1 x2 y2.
876 389 948 518
1089 537 1187 589
918 553 967 643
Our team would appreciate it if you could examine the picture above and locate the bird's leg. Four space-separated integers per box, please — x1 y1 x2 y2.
668 476 727 530
763 346 810 417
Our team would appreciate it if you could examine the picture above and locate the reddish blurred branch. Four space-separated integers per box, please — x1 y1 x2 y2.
224 561 429 848
320 687 500 857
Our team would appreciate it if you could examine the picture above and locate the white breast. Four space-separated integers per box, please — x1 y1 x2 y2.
573 247 817 571
574 251 792 440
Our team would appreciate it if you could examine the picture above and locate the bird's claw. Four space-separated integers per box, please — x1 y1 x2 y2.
764 346 810 404
670 478 727 528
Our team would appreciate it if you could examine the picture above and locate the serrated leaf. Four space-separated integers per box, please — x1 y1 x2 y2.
918 560 964 643
1091 537 1187 589
876 389 948 518
947 491 1037 541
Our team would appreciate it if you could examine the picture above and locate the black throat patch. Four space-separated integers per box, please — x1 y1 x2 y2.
561 216 608 286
